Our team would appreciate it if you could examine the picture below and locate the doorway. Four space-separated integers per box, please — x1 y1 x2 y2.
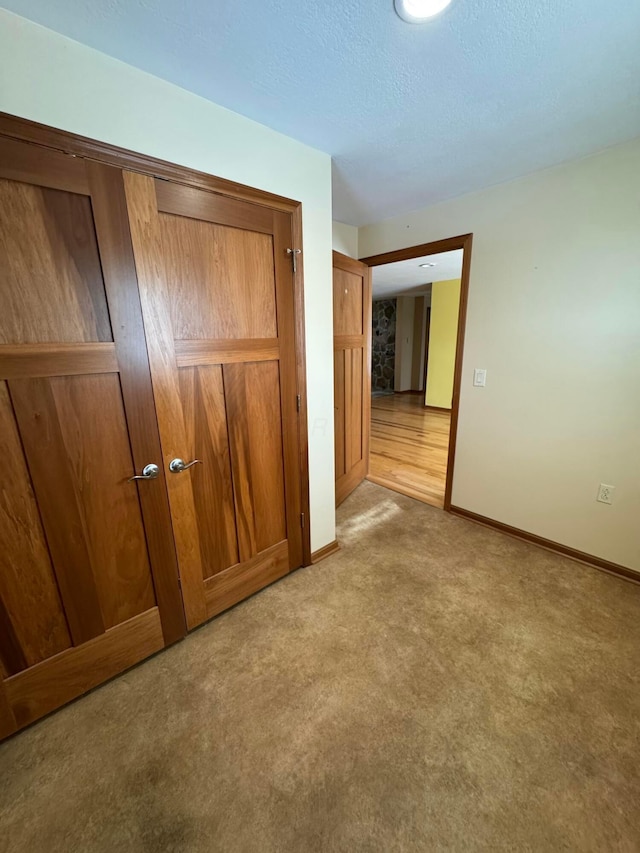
361 234 472 510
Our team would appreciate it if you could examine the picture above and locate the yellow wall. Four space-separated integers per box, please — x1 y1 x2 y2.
425 279 461 408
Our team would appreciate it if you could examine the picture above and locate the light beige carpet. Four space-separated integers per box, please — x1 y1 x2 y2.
1 481 639 852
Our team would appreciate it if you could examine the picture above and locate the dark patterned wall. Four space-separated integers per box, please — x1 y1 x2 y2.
372 299 396 393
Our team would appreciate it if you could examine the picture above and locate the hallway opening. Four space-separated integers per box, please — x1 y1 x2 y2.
361 236 472 509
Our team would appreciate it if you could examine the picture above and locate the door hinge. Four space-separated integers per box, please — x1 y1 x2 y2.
296 394 301 412
286 247 301 274
300 512 305 528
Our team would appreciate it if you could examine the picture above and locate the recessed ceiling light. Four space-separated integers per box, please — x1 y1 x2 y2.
420 262 437 268
394 0 453 23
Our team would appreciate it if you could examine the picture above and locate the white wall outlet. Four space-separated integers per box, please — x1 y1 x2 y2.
597 483 615 505
473 368 487 387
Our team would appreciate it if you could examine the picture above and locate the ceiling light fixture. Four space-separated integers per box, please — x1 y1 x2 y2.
394 0 453 23
420 262 437 268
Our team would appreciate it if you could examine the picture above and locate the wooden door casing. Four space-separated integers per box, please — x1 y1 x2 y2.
124 173 305 629
333 252 372 506
0 139 185 736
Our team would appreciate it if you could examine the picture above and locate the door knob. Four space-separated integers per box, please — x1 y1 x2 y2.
128 463 160 482
169 458 202 474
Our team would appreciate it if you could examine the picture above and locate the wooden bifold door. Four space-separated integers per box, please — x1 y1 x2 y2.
0 139 185 738
0 127 307 739
124 173 304 629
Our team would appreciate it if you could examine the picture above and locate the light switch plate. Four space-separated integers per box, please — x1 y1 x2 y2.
473 368 487 387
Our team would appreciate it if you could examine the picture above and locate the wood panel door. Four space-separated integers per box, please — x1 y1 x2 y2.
123 173 305 630
333 252 372 506
0 139 186 737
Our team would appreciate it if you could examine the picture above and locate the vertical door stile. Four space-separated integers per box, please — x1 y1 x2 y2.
0 682 17 740
362 264 373 473
87 161 186 645
273 210 304 569
122 170 208 630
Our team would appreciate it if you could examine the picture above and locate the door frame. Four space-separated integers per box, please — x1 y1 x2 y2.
0 111 312 566
361 233 473 511
422 306 432 397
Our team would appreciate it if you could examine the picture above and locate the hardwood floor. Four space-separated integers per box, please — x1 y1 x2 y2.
368 393 450 508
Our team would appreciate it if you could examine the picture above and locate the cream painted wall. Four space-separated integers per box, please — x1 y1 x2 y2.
0 9 335 553
360 140 640 572
394 296 416 392
395 295 430 393
425 280 461 409
332 221 359 258
411 296 427 391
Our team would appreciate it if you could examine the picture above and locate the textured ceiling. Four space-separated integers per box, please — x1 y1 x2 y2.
372 250 463 299
6 0 640 225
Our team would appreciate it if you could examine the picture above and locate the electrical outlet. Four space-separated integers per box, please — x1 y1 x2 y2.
597 483 615 505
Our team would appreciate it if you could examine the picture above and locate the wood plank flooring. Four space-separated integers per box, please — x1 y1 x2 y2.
368 393 450 508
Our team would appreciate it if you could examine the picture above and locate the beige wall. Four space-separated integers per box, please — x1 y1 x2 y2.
392 294 429 393
0 9 336 554
332 221 359 258
411 296 427 391
394 296 416 392
425 280 461 408
360 140 640 572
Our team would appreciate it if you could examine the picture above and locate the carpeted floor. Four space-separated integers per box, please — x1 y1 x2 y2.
1 481 639 852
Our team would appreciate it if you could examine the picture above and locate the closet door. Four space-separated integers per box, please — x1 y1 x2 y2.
124 173 304 629
0 140 185 738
